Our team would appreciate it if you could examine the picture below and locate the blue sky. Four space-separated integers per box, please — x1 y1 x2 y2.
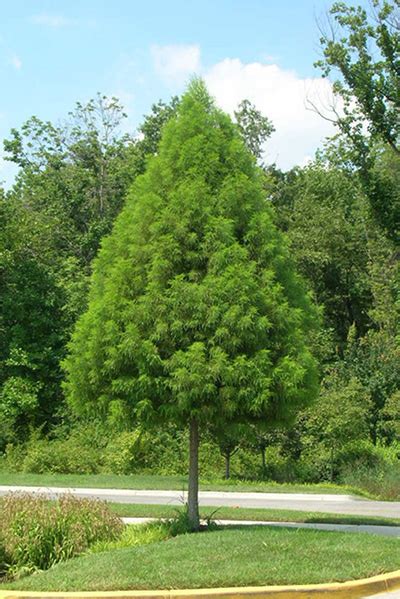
1 0 360 186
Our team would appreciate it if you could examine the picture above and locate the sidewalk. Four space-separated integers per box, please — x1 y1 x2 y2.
122 516 400 537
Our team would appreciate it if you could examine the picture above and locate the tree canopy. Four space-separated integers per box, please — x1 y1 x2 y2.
317 0 400 156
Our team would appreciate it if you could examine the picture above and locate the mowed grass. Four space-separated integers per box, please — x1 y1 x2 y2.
0 469 363 496
110 502 400 526
3 526 400 591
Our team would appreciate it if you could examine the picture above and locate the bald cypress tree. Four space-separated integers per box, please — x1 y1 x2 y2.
63 80 318 529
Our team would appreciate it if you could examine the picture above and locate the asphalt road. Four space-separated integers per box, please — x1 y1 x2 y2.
1 485 400 518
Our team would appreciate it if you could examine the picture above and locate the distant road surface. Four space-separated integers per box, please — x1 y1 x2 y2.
1 485 400 518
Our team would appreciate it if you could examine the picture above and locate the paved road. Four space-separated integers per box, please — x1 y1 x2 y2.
1 485 400 518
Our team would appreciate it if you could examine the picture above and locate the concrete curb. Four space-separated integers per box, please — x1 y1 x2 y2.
1 569 400 599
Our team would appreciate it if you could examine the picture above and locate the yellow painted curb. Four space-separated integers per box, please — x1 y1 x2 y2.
0 570 400 599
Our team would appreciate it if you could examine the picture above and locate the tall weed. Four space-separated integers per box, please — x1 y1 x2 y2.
0 493 123 578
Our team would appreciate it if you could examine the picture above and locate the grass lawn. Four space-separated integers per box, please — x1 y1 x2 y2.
110 502 400 526
0 469 365 496
2 526 400 591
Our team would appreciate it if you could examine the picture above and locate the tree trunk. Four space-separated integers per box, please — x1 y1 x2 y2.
330 446 334 483
224 452 231 479
188 418 200 531
261 445 266 476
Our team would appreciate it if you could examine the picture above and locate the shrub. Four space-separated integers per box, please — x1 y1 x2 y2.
336 440 387 474
0 493 123 578
21 438 100 474
3 422 112 475
102 430 153 474
143 428 189 476
2 443 26 471
4 437 101 474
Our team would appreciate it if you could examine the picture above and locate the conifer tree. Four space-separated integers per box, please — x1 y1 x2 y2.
63 80 318 529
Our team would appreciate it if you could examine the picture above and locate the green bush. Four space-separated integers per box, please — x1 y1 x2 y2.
3 422 112 475
260 447 299 482
3 443 26 471
0 493 123 579
102 430 152 474
21 438 100 474
336 440 387 473
143 428 189 476
232 446 308 483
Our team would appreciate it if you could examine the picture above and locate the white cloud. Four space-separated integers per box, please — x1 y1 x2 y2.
150 44 341 169
31 13 72 28
10 54 22 70
151 44 201 86
205 58 339 170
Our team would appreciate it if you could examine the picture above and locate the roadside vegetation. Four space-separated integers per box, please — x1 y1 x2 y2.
2 442 399 500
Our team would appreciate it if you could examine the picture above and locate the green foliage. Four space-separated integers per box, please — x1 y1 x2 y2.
134 97 180 171
302 374 372 480
234 99 275 161
3 422 108 474
336 439 389 473
102 430 152 474
367 146 400 241
20 439 100 475
316 1 400 240
306 375 371 451
1 98 138 407
280 161 374 344
0 204 67 446
380 390 400 443
4 95 134 268
343 326 400 443
0 493 123 579
64 79 318 434
0 376 38 447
